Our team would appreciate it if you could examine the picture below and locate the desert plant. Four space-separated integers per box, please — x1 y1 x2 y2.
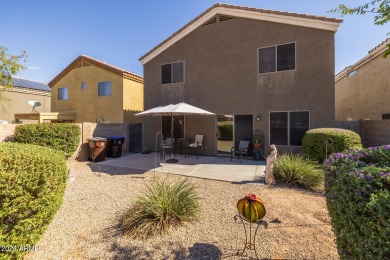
13 123 80 159
0 142 67 260
122 177 200 239
302 128 362 163
273 153 324 190
324 145 390 259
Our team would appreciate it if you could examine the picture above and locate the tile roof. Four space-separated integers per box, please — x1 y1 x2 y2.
336 38 390 81
11 77 51 92
48 55 143 86
140 3 343 64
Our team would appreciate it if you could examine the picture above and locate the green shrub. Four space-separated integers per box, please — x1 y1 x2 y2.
324 145 390 259
273 153 324 190
13 123 80 159
122 177 200 239
0 142 67 260
302 128 362 163
218 125 233 141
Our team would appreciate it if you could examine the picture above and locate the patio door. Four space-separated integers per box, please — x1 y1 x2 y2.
234 115 253 156
217 115 233 154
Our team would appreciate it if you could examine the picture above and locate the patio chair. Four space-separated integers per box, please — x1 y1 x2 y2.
160 138 175 160
189 135 204 159
231 140 250 163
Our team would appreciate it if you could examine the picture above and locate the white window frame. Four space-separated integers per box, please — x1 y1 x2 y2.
98 81 112 97
269 110 310 146
258 42 296 74
161 61 185 85
58 87 68 100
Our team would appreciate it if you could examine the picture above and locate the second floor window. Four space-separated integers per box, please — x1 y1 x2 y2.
81 82 87 89
98 81 112 96
259 43 295 73
58 87 68 100
161 61 184 84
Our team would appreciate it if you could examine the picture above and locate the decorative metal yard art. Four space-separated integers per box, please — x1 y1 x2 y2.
325 138 334 161
230 193 268 259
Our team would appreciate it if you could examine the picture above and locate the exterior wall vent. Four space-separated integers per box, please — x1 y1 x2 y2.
203 17 217 26
219 15 234 22
75 61 91 69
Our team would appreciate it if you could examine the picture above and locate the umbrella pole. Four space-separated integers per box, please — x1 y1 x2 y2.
166 113 178 163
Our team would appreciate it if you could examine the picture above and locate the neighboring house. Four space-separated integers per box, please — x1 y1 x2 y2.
140 3 342 156
48 55 144 123
0 77 51 123
336 38 390 121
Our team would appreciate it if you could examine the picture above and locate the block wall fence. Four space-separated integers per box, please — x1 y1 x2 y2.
0 123 129 161
0 120 389 160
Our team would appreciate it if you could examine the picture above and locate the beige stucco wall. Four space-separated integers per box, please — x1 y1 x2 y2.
142 17 336 155
51 64 124 123
1 88 50 123
336 53 390 120
123 77 144 123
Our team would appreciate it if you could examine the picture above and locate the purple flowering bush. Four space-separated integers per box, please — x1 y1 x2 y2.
302 128 362 163
324 145 390 259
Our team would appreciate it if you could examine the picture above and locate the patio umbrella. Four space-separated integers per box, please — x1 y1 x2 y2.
136 102 215 163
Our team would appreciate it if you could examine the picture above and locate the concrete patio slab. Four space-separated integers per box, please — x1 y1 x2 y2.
97 152 265 183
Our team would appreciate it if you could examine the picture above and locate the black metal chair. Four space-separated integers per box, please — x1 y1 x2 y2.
160 138 174 160
231 140 250 162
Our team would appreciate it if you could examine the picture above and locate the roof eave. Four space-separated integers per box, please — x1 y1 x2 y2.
139 5 342 65
48 55 143 87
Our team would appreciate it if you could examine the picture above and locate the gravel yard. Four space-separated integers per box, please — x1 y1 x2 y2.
25 160 338 259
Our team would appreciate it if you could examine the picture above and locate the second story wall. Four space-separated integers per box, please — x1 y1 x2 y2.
336 41 390 120
1 88 50 123
143 16 336 127
123 77 144 123
51 63 124 123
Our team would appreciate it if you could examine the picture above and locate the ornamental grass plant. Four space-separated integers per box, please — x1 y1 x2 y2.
273 153 324 190
121 177 200 239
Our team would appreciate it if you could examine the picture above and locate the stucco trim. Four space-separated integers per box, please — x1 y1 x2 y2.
140 4 342 65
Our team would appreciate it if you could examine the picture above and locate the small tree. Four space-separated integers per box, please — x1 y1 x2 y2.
330 0 390 57
0 47 27 105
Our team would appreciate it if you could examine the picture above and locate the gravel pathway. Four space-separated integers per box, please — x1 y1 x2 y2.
25 160 338 259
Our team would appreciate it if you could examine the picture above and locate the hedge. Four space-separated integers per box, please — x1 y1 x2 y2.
218 125 233 141
0 142 67 260
324 145 390 259
302 128 362 163
13 123 80 159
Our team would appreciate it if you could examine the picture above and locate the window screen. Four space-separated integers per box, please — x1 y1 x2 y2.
270 112 288 145
161 64 172 84
58 87 68 100
98 81 112 96
289 111 309 146
259 46 276 73
172 62 184 83
277 43 295 71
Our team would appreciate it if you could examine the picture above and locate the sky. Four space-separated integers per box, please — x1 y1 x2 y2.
1 0 389 83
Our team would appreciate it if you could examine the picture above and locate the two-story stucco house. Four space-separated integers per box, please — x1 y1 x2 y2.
336 38 390 121
1 77 51 123
49 55 144 123
140 3 342 156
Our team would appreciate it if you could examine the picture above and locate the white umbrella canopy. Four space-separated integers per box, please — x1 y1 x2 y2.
135 102 215 116
136 102 215 163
